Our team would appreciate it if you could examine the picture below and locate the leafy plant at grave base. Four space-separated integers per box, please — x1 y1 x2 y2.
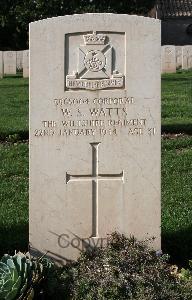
38 256 59 298
0 252 54 300
179 260 192 281
42 233 192 300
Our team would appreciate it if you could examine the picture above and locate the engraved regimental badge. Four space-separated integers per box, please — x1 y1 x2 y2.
66 32 124 90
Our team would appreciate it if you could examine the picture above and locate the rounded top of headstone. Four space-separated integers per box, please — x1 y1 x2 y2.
30 13 161 26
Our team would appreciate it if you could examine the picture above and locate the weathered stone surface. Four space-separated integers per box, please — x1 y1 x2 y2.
182 46 192 70
161 45 176 73
0 51 3 78
30 14 161 264
23 50 29 77
16 51 23 71
3 51 16 74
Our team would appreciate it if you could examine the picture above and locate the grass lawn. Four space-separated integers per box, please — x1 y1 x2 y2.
0 142 28 255
0 74 29 140
162 71 192 134
0 72 191 265
161 135 192 265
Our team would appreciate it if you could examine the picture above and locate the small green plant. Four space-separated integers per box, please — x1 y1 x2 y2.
0 252 52 300
0 252 34 299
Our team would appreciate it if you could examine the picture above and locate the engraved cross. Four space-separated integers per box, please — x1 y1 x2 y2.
66 142 124 238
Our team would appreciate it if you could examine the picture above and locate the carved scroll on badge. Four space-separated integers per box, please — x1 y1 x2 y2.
66 32 124 90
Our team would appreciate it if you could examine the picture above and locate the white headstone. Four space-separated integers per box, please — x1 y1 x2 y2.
30 14 161 264
16 50 23 71
161 45 176 73
182 46 192 70
23 50 29 78
175 46 182 69
3 51 16 74
0 51 3 78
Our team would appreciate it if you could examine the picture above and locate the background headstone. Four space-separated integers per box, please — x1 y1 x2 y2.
175 46 182 69
30 14 161 263
161 45 176 73
182 46 192 70
16 50 23 71
23 50 29 78
3 51 16 75
0 51 3 78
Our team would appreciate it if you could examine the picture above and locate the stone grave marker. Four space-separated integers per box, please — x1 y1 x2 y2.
182 46 192 70
161 45 176 73
16 50 23 71
3 51 16 74
30 14 161 264
23 50 29 78
0 51 3 78
176 46 182 69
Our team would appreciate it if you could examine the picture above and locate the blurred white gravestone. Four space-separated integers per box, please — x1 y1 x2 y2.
3 51 16 74
0 51 3 78
16 51 23 71
161 45 176 73
182 46 192 70
176 46 182 69
23 50 29 78
30 14 161 264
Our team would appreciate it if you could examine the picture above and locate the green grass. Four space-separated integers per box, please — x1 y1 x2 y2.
161 136 192 265
0 142 28 255
162 71 192 134
0 75 29 140
0 72 192 265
